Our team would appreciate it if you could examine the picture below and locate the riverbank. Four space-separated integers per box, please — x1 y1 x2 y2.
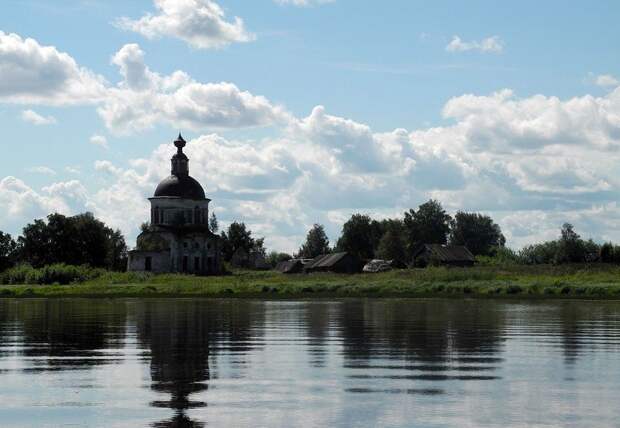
3 264 620 298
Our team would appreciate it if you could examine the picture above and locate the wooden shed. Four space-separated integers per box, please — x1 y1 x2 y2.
412 244 475 267
304 252 362 274
275 259 304 274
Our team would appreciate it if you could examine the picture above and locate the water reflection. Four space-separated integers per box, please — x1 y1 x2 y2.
136 301 211 427
135 300 265 427
1 298 620 427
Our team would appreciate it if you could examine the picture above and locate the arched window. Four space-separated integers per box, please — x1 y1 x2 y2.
194 206 200 225
154 207 160 224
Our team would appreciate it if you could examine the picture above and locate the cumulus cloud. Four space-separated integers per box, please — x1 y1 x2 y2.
0 31 106 105
89 134 109 149
2 29 620 251
0 176 83 233
446 35 504 53
115 0 254 49
99 43 289 134
21 109 56 125
595 74 619 88
0 34 288 135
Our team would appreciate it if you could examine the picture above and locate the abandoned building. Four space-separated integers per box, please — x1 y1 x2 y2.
411 244 475 267
127 134 222 275
304 252 362 274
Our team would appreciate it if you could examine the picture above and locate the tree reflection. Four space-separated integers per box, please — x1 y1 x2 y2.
9 299 127 371
339 300 505 384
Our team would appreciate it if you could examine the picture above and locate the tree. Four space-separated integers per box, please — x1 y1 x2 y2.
376 227 407 265
266 251 292 267
0 231 17 272
252 237 267 258
449 211 506 256
404 200 452 252
220 221 263 262
18 212 127 270
298 224 330 258
601 242 614 263
555 223 587 263
107 229 128 271
209 212 219 234
336 214 376 260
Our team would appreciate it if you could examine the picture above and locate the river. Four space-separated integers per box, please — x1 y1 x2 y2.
1 298 619 427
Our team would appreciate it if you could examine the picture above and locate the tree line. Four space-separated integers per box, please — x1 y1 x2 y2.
287 199 505 266
284 199 616 267
0 213 127 272
1 201 617 274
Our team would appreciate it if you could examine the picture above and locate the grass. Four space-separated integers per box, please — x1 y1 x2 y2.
3 263 620 298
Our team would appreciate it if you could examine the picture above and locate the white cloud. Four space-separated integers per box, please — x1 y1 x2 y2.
2 28 620 252
99 43 289 134
65 166 81 175
446 35 504 53
595 74 619 88
0 177 81 233
115 0 254 49
0 31 106 105
274 0 335 6
0 34 288 135
26 166 57 176
5 85 620 252
90 134 109 149
20 109 56 125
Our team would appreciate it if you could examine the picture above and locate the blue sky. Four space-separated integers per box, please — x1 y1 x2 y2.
1 0 619 252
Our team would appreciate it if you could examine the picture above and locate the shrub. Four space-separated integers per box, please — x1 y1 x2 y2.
0 263 106 285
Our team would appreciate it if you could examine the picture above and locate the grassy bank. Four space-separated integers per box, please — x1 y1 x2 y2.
3 263 620 298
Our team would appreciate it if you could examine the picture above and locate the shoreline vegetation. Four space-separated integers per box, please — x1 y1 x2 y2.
3 263 620 299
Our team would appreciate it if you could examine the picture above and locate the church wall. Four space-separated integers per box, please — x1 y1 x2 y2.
170 232 222 275
127 250 171 273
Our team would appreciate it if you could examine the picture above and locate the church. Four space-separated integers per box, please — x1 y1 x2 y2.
127 134 222 275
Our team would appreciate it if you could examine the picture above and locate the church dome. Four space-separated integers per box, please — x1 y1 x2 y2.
154 175 206 200
153 133 207 200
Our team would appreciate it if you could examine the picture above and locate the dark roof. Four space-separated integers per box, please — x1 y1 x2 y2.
413 244 475 262
305 252 350 269
275 259 303 273
154 175 206 200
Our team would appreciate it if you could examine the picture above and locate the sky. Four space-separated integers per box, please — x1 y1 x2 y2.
1 0 619 253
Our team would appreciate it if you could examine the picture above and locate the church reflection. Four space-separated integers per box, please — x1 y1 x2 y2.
136 301 211 427
135 300 264 427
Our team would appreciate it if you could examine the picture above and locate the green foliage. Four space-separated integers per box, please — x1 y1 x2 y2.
18 213 127 271
220 221 264 262
5 263 620 298
336 214 377 260
404 199 451 253
476 246 520 266
209 212 219 234
449 211 506 256
266 251 292 267
519 241 560 264
0 231 18 272
600 242 614 263
0 264 106 285
376 226 407 264
298 224 330 258
518 224 600 265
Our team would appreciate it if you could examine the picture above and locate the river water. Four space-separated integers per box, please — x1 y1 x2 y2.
1 298 620 427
